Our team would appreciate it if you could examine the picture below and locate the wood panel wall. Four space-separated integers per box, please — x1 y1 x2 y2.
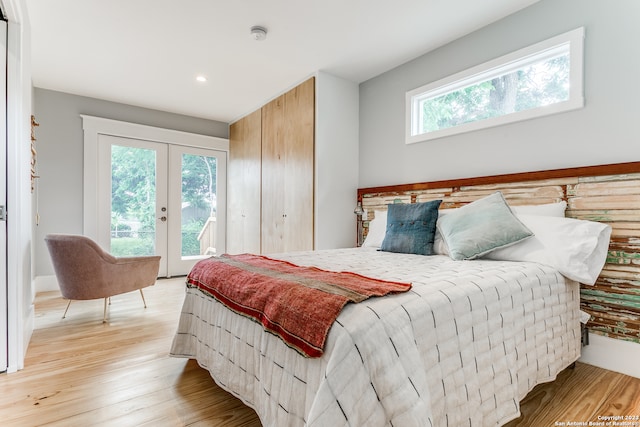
357 162 640 344
228 109 262 255
261 77 315 254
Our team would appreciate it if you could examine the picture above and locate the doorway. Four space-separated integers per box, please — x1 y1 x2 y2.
97 134 226 277
83 116 228 278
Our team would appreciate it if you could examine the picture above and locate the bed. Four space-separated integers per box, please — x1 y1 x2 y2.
170 161 640 427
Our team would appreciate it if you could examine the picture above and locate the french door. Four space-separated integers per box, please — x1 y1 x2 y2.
97 134 226 277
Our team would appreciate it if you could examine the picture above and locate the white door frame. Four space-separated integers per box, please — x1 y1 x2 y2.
4 0 33 373
0 19 7 372
82 116 228 276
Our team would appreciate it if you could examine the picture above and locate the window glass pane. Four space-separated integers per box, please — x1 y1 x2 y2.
181 154 217 257
418 53 569 134
110 145 156 256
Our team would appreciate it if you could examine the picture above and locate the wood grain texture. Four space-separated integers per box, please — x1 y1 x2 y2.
359 162 640 344
506 363 640 426
357 162 640 198
261 77 314 254
282 76 315 253
228 109 262 255
261 93 286 255
0 279 261 427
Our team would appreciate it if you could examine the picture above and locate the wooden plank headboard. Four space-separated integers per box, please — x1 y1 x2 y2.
357 161 640 344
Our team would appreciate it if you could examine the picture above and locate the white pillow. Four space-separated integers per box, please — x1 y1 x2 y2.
485 214 612 285
362 210 387 248
433 210 451 255
434 201 567 255
511 201 567 217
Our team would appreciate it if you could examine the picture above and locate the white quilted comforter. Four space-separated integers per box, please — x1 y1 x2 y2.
170 248 580 426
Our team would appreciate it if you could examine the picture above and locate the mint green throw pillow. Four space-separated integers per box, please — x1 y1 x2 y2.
437 191 533 260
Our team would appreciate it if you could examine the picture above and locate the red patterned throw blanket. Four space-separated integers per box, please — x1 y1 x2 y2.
186 253 412 358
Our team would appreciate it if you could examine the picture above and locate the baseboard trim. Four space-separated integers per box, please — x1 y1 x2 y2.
34 275 59 294
579 332 640 379
22 303 34 367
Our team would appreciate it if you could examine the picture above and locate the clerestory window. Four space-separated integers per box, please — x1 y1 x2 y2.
406 27 585 144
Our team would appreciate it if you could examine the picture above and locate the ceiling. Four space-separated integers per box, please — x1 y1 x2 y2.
25 0 539 124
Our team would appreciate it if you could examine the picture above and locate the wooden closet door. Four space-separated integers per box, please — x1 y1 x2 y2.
282 77 314 252
261 94 287 254
261 77 315 254
228 109 262 254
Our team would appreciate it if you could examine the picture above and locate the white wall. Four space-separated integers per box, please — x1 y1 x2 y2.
359 0 640 188
358 0 640 377
315 71 359 249
32 88 229 279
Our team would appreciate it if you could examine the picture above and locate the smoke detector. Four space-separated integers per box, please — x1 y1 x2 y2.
250 26 267 41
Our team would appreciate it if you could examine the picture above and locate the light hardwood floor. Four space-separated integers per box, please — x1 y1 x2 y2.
1 278 639 426
0 278 261 427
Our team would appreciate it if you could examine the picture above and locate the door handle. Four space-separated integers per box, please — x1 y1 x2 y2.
159 216 167 222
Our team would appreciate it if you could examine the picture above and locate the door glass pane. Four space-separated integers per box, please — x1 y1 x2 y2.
110 145 156 256
181 154 217 258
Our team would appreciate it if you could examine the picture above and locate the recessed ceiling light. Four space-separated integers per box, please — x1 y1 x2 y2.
196 75 207 83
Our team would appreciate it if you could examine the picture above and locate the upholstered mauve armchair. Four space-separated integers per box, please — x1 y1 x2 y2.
45 234 161 322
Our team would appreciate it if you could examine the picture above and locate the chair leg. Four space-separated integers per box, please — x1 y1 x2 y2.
62 300 72 319
140 289 147 308
103 297 108 323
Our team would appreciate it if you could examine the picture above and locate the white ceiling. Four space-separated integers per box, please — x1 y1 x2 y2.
25 0 539 124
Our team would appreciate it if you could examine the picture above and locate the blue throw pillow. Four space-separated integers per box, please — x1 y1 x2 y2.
380 200 442 255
